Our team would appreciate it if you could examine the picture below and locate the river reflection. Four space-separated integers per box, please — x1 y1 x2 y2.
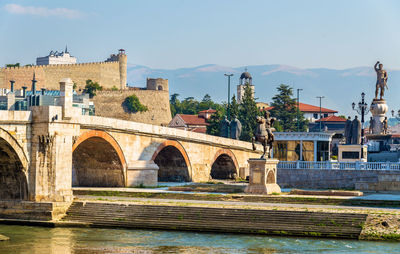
0 225 399 254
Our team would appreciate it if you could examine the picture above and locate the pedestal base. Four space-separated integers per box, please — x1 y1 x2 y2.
370 99 388 135
245 158 281 194
338 144 367 162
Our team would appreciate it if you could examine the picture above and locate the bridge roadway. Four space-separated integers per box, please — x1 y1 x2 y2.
0 78 261 203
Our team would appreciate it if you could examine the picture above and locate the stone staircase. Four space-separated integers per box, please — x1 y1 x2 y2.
63 201 368 239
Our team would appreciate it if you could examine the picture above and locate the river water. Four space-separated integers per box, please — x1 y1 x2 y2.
0 225 399 254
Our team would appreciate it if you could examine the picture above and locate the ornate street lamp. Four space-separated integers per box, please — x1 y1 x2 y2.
352 92 370 145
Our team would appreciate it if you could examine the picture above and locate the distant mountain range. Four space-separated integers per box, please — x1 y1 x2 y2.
126 64 400 118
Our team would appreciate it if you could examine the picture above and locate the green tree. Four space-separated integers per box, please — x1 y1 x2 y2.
229 94 239 120
238 83 259 141
170 93 181 117
6 63 20 68
206 109 223 136
181 97 198 115
269 84 308 132
123 94 148 113
83 79 103 98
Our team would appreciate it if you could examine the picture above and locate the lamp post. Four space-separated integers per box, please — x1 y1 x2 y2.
352 92 369 145
224 74 234 120
316 96 325 132
297 88 303 132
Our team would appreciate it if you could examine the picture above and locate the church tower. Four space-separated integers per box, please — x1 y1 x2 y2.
237 69 255 103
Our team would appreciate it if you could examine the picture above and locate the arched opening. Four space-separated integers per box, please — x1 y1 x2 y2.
0 138 28 200
157 85 163 91
267 170 276 184
154 146 190 182
210 154 237 180
72 137 125 187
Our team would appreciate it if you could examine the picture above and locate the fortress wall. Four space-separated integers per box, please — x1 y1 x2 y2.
0 61 121 91
93 89 172 126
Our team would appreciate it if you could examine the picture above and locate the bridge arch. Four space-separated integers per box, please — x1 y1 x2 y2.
0 127 28 200
210 149 239 180
72 130 126 187
151 140 191 182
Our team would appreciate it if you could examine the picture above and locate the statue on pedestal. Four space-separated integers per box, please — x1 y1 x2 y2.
382 117 388 134
374 61 388 100
369 116 374 134
351 116 361 145
344 116 352 144
252 110 275 159
230 116 242 140
220 116 230 138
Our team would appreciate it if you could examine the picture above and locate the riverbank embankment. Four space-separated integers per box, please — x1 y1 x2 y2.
1 188 400 241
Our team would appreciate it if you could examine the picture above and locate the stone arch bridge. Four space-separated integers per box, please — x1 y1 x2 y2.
0 102 260 202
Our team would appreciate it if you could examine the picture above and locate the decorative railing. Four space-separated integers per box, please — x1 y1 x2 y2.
277 161 400 170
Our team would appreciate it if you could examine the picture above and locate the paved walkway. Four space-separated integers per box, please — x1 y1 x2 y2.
73 186 400 201
75 194 400 213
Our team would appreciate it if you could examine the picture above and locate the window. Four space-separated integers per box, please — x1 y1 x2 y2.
313 113 318 119
324 113 328 118
157 85 163 90
342 151 359 159
317 141 329 161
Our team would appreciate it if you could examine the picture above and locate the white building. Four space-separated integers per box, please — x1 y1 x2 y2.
36 46 77 65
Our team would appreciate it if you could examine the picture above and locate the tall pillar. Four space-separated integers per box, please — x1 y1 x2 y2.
313 140 317 162
59 78 73 120
118 52 127 90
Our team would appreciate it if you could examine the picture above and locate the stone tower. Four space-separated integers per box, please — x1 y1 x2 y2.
146 78 169 91
117 49 127 90
237 69 255 103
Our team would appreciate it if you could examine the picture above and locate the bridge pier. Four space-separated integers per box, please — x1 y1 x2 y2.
29 106 80 202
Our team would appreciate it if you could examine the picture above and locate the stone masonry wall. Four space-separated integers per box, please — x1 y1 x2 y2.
0 61 121 92
93 90 172 126
277 168 400 190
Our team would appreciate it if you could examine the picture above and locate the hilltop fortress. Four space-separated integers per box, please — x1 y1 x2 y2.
0 49 127 91
0 49 171 125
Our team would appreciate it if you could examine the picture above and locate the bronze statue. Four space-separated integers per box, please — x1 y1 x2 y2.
369 116 374 134
383 117 388 134
374 61 388 100
220 116 230 138
230 116 242 140
344 116 352 144
351 116 361 145
252 111 275 159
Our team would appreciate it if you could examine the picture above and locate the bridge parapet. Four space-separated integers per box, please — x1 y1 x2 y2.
76 115 259 152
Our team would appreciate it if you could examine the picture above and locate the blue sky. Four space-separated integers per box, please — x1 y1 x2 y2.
1 0 400 69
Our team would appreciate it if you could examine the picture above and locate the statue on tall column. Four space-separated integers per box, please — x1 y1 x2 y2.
344 116 352 144
220 116 230 138
374 61 388 100
230 115 242 140
351 116 361 144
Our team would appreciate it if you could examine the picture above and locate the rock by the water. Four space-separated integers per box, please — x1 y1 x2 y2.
0 234 10 241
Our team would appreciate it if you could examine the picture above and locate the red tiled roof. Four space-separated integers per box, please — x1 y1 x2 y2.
177 114 208 125
263 102 337 113
198 109 216 113
191 127 207 133
316 115 346 122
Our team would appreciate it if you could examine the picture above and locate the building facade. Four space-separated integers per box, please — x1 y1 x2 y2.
36 47 77 65
273 132 334 161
